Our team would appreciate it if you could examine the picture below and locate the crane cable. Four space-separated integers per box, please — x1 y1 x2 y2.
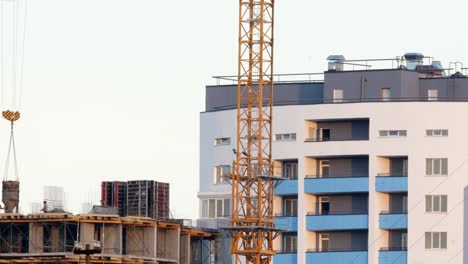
3 119 18 181
0 0 28 181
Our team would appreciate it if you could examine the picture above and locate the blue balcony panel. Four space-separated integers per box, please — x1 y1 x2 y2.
379 214 408 229
275 179 298 195
306 251 368 264
304 177 368 194
275 179 297 195
375 176 408 193
273 253 297 264
379 250 407 264
306 214 368 231
274 216 297 232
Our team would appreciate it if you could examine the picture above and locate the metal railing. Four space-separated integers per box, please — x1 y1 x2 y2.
304 136 368 142
307 247 368 253
380 210 408 215
377 173 408 177
208 96 468 112
275 249 298 254
274 213 298 217
307 210 368 216
305 175 369 179
212 73 325 85
379 247 408 251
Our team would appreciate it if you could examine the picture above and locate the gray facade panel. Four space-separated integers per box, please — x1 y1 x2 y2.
389 230 406 248
351 120 369 139
315 231 367 250
390 158 407 175
324 70 420 102
205 82 324 111
390 194 407 213
206 71 468 111
318 194 368 214
351 157 369 177
351 195 368 213
420 77 468 99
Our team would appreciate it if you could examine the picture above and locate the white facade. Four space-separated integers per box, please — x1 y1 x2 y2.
199 101 468 264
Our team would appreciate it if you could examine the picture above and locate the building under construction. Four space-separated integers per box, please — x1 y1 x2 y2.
101 180 170 220
0 213 221 263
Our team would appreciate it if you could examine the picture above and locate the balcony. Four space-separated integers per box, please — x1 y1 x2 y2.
379 248 407 264
305 119 369 144
375 174 408 193
306 249 368 264
275 178 298 195
273 251 297 263
274 215 297 232
379 212 408 229
306 212 368 231
305 176 368 194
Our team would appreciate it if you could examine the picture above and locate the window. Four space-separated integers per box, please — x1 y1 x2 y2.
283 197 298 216
320 160 330 177
214 165 231 184
333 89 344 103
201 198 230 218
275 133 296 141
214 137 231 146
426 158 448 176
425 232 447 249
426 129 448 137
402 233 408 249
402 196 408 213
282 162 298 179
319 233 330 251
201 200 208 218
379 130 407 137
319 197 330 214
282 233 297 252
425 195 448 213
209 200 215 218
319 128 331 141
381 88 391 101
428 89 438 101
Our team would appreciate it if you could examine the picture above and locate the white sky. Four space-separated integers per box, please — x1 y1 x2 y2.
1 0 467 219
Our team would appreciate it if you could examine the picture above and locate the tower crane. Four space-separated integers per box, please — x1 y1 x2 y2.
230 1 278 263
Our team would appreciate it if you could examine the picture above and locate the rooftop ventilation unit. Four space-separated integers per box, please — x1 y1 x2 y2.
404 52 424 70
327 55 346 71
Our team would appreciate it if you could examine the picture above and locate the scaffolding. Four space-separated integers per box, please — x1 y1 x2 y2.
0 213 219 263
101 182 126 216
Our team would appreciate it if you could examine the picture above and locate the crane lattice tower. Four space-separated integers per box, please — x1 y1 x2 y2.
230 1 277 263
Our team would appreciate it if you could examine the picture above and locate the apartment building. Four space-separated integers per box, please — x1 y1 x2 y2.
198 53 468 263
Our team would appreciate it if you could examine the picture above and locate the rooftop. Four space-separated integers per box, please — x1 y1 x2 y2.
212 53 468 85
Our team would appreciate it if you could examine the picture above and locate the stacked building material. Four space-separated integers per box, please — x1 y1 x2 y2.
101 181 126 216
101 180 169 220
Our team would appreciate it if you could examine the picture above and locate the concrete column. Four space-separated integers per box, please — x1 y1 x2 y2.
143 225 156 257
28 223 43 253
157 227 180 261
179 234 190 264
50 225 60 252
125 226 145 256
79 223 95 242
297 157 305 264
103 224 120 255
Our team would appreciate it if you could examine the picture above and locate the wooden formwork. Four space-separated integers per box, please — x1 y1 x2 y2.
0 213 219 263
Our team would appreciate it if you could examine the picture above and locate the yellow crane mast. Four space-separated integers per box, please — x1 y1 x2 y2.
230 1 277 263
